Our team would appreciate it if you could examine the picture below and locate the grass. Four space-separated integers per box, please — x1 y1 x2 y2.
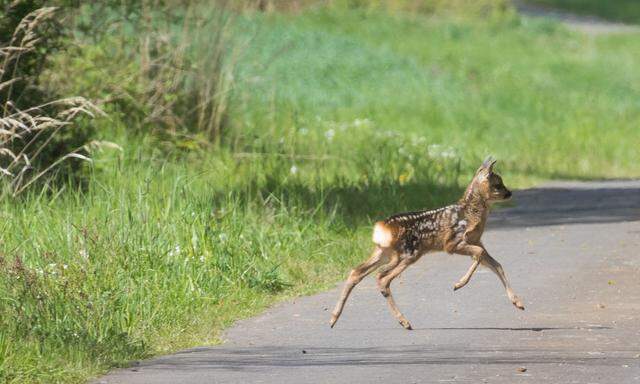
233 9 640 178
2 4 640 383
526 0 640 24
0 127 460 382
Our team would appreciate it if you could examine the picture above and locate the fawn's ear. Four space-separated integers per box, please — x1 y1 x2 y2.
481 156 497 173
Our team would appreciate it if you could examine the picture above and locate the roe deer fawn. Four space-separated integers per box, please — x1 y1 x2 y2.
330 158 524 330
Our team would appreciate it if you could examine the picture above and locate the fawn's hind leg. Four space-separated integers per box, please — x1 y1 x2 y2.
376 252 400 282
376 251 400 316
378 255 419 330
330 247 387 328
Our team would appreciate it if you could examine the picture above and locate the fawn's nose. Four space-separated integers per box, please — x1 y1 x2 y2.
505 190 512 199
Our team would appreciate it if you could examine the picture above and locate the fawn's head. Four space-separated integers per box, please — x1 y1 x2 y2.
467 157 511 203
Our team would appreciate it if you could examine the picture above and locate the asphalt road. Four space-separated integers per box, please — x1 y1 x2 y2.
513 0 640 35
98 180 640 384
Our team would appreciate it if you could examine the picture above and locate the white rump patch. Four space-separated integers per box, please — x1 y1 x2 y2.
372 222 393 247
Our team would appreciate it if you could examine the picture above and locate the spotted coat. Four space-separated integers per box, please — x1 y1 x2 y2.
383 204 468 257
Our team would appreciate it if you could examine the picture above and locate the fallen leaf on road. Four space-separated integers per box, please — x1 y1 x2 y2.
517 367 527 373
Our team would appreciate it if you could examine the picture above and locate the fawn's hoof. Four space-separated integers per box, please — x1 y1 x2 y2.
399 320 413 330
513 297 525 310
453 282 464 291
329 314 338 328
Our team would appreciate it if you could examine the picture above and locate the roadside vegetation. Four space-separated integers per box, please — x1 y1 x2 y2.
1 1 640 382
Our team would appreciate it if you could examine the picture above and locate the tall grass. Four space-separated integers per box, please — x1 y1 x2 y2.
248 0 513 16
0 7 105 196
137 1 240 142
0 126 462 382
47 1 241 146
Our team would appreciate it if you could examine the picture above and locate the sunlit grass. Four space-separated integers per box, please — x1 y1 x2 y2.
233 9 640 178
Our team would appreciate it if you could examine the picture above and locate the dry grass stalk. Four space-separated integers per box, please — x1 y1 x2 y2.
1 7 110 197
139 0 240 142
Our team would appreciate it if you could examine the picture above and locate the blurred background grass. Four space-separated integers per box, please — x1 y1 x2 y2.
1 0 640 382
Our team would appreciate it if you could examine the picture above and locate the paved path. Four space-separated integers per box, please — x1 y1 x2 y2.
98 180 640 383
513 0 639 35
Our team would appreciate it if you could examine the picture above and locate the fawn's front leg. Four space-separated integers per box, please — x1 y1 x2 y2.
451 243 483 291
481 253 525 310
453 243 524 310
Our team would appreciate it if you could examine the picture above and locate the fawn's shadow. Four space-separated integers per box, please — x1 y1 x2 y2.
415 326 611 331
136 340 628 372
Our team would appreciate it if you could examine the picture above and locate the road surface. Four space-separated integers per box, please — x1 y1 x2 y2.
98 180 640 383
513 0 639 35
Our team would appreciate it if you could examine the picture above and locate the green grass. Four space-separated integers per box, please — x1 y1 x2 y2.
526 0 640 24
234 9 640 178
0 126 462 383
2 4 640 383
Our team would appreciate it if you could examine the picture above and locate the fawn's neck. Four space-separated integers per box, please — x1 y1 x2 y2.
459 181 489 228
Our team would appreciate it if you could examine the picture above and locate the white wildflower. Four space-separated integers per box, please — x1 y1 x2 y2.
428 144 457 159
325 129 335 141
290 165 298 175
441 148 456 159
383 130 397 138
353 118 371 128
411 135 427 146
169 245 181 257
